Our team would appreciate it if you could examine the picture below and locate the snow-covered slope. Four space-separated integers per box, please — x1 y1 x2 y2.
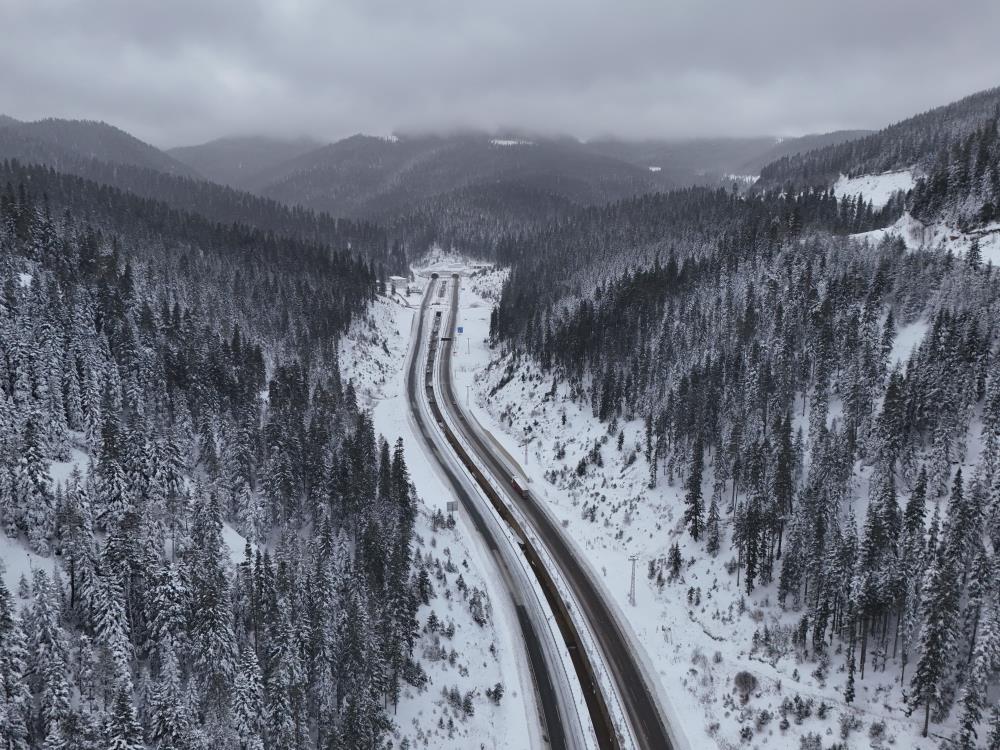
853 212 1000 265
833 170 915 209
451 264 952 750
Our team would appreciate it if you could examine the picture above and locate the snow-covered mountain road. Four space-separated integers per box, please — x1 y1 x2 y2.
427 273 677 750
405 275 591 749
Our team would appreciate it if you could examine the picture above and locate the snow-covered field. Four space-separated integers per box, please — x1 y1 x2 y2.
339 285 537 749
450 263 951 749
833 170 915 209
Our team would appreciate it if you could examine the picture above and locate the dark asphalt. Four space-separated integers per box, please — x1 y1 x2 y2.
438 278 674 750
404 279 568 749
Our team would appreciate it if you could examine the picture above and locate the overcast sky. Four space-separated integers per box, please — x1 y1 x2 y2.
3 0 999 148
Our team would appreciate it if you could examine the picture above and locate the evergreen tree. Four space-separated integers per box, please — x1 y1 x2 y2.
148 644 191 749
910 476 963 736
954 602 999 750
0 571 30 749
232 648 265 750
683 437 704 540
705 495 721 556
104 681 143 750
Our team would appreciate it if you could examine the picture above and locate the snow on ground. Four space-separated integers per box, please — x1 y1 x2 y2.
221 523 249 565
490 139 535 147
18 272 32 288
890 319 929 369
47 444 90 487
853 212 1000 266
648 166 662 173
0 534 56 608
342 282 536 749
451 264 950 749
833 170 915 209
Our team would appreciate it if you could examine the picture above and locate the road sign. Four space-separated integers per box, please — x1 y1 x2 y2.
457 326 464 333
446 500 458 514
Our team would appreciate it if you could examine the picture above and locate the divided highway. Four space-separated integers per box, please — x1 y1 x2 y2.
433 274 676 750
405 276 576 749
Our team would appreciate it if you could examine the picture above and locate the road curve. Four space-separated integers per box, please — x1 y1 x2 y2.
404 277 569 749
438 275 675 750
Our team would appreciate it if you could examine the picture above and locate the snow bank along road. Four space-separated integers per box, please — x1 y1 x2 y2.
405 275 578 748
430 274 675 750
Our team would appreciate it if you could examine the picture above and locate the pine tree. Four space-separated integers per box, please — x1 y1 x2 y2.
104 681 143 750
954 602 999 750
987 704 1000 750
188 489 236 706
967 237 982 269
29 570 73 743
844 631 856 704
17 409 53 552
705 495 721 556
148 644 191 749
232 648 265 750
910 503 961 736
0 570 30 749
683 437 704 540
96 398 132 527
668 542 682 580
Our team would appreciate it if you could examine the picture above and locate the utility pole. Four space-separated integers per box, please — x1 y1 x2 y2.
519 437 531 465
628 554 639 606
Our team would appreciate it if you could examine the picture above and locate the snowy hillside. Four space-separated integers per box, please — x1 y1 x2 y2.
853 212 1000 265
452 264 963 750
833 170 915 209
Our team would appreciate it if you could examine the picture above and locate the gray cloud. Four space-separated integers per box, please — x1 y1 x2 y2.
2 0 999 147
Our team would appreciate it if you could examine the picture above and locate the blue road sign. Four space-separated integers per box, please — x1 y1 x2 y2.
457 326 464 333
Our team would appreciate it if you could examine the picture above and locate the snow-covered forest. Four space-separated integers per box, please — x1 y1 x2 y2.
0 162 424 748
485 91 1000 748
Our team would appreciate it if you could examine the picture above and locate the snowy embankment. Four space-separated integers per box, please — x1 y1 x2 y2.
340 285 535 749
452 265 949 749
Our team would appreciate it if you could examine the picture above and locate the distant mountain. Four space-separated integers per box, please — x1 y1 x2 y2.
168 135 322 189
0 119 402 266
161 128 879 227
0 117 198 178
758 85 1000 188
249 133 674 218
